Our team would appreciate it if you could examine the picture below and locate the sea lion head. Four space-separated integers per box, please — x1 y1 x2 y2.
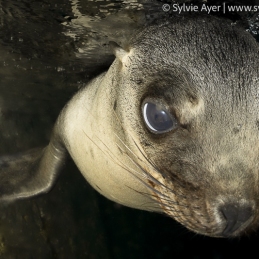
106 15 259 237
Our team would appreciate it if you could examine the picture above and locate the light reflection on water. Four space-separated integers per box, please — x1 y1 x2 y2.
0 0 165 154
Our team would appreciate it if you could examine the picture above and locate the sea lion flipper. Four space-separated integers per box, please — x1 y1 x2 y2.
0 134 66 202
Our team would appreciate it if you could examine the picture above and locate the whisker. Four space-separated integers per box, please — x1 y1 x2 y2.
158 201 188 212
133 143 188 197
114 143 161 182
157 196 189 207
83 100 189 214
113 128 187 198
123 150 187 199
149 193 189 210
94 135 153 182
114 186 187 214
82 131 145 182
82 130 169 206
82 130 119 165
125 179 189 209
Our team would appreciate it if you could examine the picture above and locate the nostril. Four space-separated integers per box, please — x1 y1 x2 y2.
219 203 253 237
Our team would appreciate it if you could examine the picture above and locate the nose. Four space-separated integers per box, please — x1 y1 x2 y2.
219 203 253 237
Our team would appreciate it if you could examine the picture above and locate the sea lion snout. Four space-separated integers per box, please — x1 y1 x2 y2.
218 202 254 237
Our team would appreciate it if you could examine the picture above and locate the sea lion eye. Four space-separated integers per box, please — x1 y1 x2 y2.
142 101 177 134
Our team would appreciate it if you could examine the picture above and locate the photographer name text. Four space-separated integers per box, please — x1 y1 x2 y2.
162 3 259 13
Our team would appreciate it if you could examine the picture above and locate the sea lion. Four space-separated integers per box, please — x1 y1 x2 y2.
1 14 259 238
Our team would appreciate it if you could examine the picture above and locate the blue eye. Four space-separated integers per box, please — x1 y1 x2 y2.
142 101 177 134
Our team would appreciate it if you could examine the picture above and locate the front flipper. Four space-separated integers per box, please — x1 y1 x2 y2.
0 133 66 202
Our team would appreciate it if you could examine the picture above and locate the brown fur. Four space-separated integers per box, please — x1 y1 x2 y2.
1 15 259 237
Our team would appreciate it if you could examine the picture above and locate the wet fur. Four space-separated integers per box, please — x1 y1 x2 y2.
1 15 259 237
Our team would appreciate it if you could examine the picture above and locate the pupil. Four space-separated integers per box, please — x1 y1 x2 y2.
155 111 168 123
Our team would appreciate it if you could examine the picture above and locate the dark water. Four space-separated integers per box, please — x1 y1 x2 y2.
0 0 259 258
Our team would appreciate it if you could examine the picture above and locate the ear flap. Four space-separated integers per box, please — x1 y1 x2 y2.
109 41 129 63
